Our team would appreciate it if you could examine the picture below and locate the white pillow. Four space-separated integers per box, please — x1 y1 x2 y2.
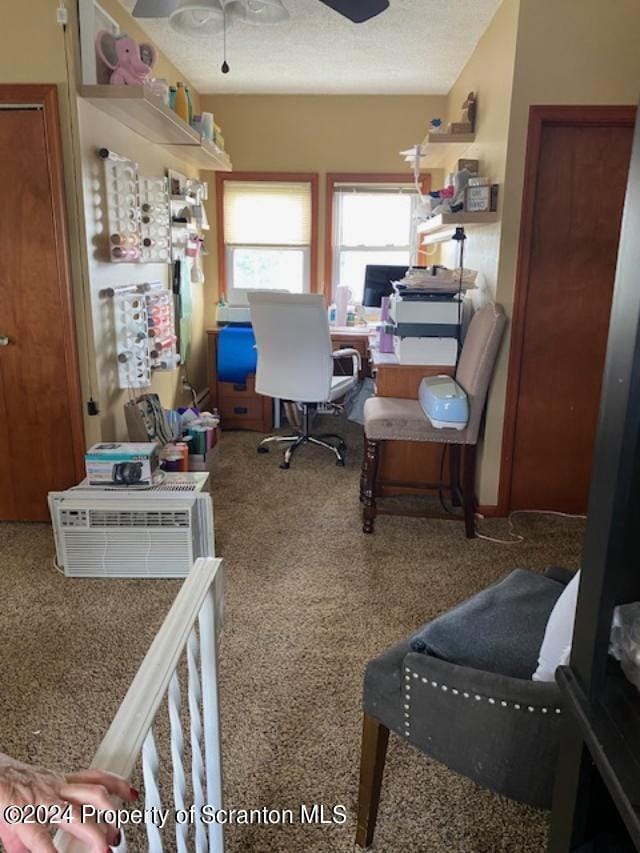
532 570 581 682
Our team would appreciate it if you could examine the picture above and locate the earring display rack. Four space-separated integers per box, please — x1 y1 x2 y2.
115 290 152 388
139 175 171 263
168 170 208 272
148 289 179 372
107 282 180 389
102 150 140 263
99 148 171 265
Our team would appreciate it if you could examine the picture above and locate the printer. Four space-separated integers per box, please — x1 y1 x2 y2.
387 286 461 366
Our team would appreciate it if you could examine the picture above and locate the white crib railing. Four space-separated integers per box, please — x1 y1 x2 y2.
55 557 224 853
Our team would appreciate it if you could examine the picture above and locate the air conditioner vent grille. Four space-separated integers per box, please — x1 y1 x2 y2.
88 509 191 528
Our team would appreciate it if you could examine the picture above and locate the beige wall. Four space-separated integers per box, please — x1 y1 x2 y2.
439 0 521 506
451 0 640 506
440 0 519 294
78 99 206 441
78 0 209 441
488 0 640 507
199 94 448 321
0 0 208 446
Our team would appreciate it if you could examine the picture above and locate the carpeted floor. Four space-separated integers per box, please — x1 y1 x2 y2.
0 417 585 852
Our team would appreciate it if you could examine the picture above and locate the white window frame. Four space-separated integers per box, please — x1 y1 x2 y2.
331 183 419 301
218 174 317 305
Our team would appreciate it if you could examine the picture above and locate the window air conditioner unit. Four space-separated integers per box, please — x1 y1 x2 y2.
48 488 215 579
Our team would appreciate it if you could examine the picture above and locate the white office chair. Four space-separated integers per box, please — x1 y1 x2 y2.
247 291 361 468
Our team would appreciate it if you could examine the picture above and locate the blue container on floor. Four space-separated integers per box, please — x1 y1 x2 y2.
217 325 257 384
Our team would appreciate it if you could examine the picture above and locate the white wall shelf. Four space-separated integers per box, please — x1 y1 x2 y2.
80 85 232 172
418 211 499 244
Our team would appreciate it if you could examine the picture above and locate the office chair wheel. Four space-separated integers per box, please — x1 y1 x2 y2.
257 447 269 454
336 458 345 467
279 461 290 470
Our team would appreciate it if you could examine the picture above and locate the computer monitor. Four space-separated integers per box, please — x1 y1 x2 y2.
362 265 425 307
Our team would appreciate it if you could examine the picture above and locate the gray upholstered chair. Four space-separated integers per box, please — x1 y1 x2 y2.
361 302 507 537
355 566 573 849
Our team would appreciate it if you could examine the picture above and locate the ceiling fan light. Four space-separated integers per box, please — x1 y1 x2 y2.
132 0 179 17
169 0 230 34
228 0 288 25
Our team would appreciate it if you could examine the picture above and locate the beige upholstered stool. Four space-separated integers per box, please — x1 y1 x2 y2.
361 303 507 538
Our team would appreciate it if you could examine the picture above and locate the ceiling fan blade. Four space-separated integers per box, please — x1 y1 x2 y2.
317 0 389 23
132 0 179 17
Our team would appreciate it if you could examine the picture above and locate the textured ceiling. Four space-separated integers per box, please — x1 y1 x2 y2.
118 0 501 95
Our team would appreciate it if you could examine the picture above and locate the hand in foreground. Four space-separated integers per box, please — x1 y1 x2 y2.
0 753 137 852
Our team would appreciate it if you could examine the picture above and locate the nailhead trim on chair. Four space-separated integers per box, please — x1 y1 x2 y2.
403 667 562 717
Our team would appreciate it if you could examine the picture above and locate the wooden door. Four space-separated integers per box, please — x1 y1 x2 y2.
503 107 635 514
0 86 84 521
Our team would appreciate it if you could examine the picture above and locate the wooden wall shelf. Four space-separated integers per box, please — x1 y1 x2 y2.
402 132 476 169
80 85 232 172
418 211 499 243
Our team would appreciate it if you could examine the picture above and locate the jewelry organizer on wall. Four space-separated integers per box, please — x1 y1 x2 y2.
168 170 209 367
114 287 152 388
168 169 208 279
98 148 171 264
102 282 179 390
147 288 179 371
139 176 171 263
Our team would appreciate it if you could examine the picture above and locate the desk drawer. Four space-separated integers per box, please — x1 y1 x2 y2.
332 337 367 352
219 396 264 420
333 338 368 377
218 378 257 400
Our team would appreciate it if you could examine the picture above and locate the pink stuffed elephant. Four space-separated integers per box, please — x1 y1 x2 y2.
95 30 157 86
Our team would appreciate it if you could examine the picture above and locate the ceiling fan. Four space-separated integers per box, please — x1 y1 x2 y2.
131 0 390 30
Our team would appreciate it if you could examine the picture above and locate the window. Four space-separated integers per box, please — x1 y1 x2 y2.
217 174 318 303
327 175 428 303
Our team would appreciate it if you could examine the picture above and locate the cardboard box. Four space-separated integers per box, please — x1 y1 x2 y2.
85 442 159 486
451 122 473 135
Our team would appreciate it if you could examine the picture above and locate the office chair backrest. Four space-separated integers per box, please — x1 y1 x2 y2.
455 302 507 444
247 291 334 403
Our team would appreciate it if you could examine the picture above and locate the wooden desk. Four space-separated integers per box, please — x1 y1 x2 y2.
330 325 370 378
369 339 456 495
206 329 273 433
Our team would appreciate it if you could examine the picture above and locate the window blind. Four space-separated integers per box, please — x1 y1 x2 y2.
223 181 312 246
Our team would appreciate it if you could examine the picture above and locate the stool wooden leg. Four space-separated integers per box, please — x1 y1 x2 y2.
462 443 477 538
355 713 389 849
362 439 380 534
449 444 462 507
359 438 368 503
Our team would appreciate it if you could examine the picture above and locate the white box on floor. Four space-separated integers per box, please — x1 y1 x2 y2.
393 335 458 365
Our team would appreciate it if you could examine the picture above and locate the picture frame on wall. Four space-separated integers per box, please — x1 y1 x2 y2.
464 184 492 213
78 0 120 85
